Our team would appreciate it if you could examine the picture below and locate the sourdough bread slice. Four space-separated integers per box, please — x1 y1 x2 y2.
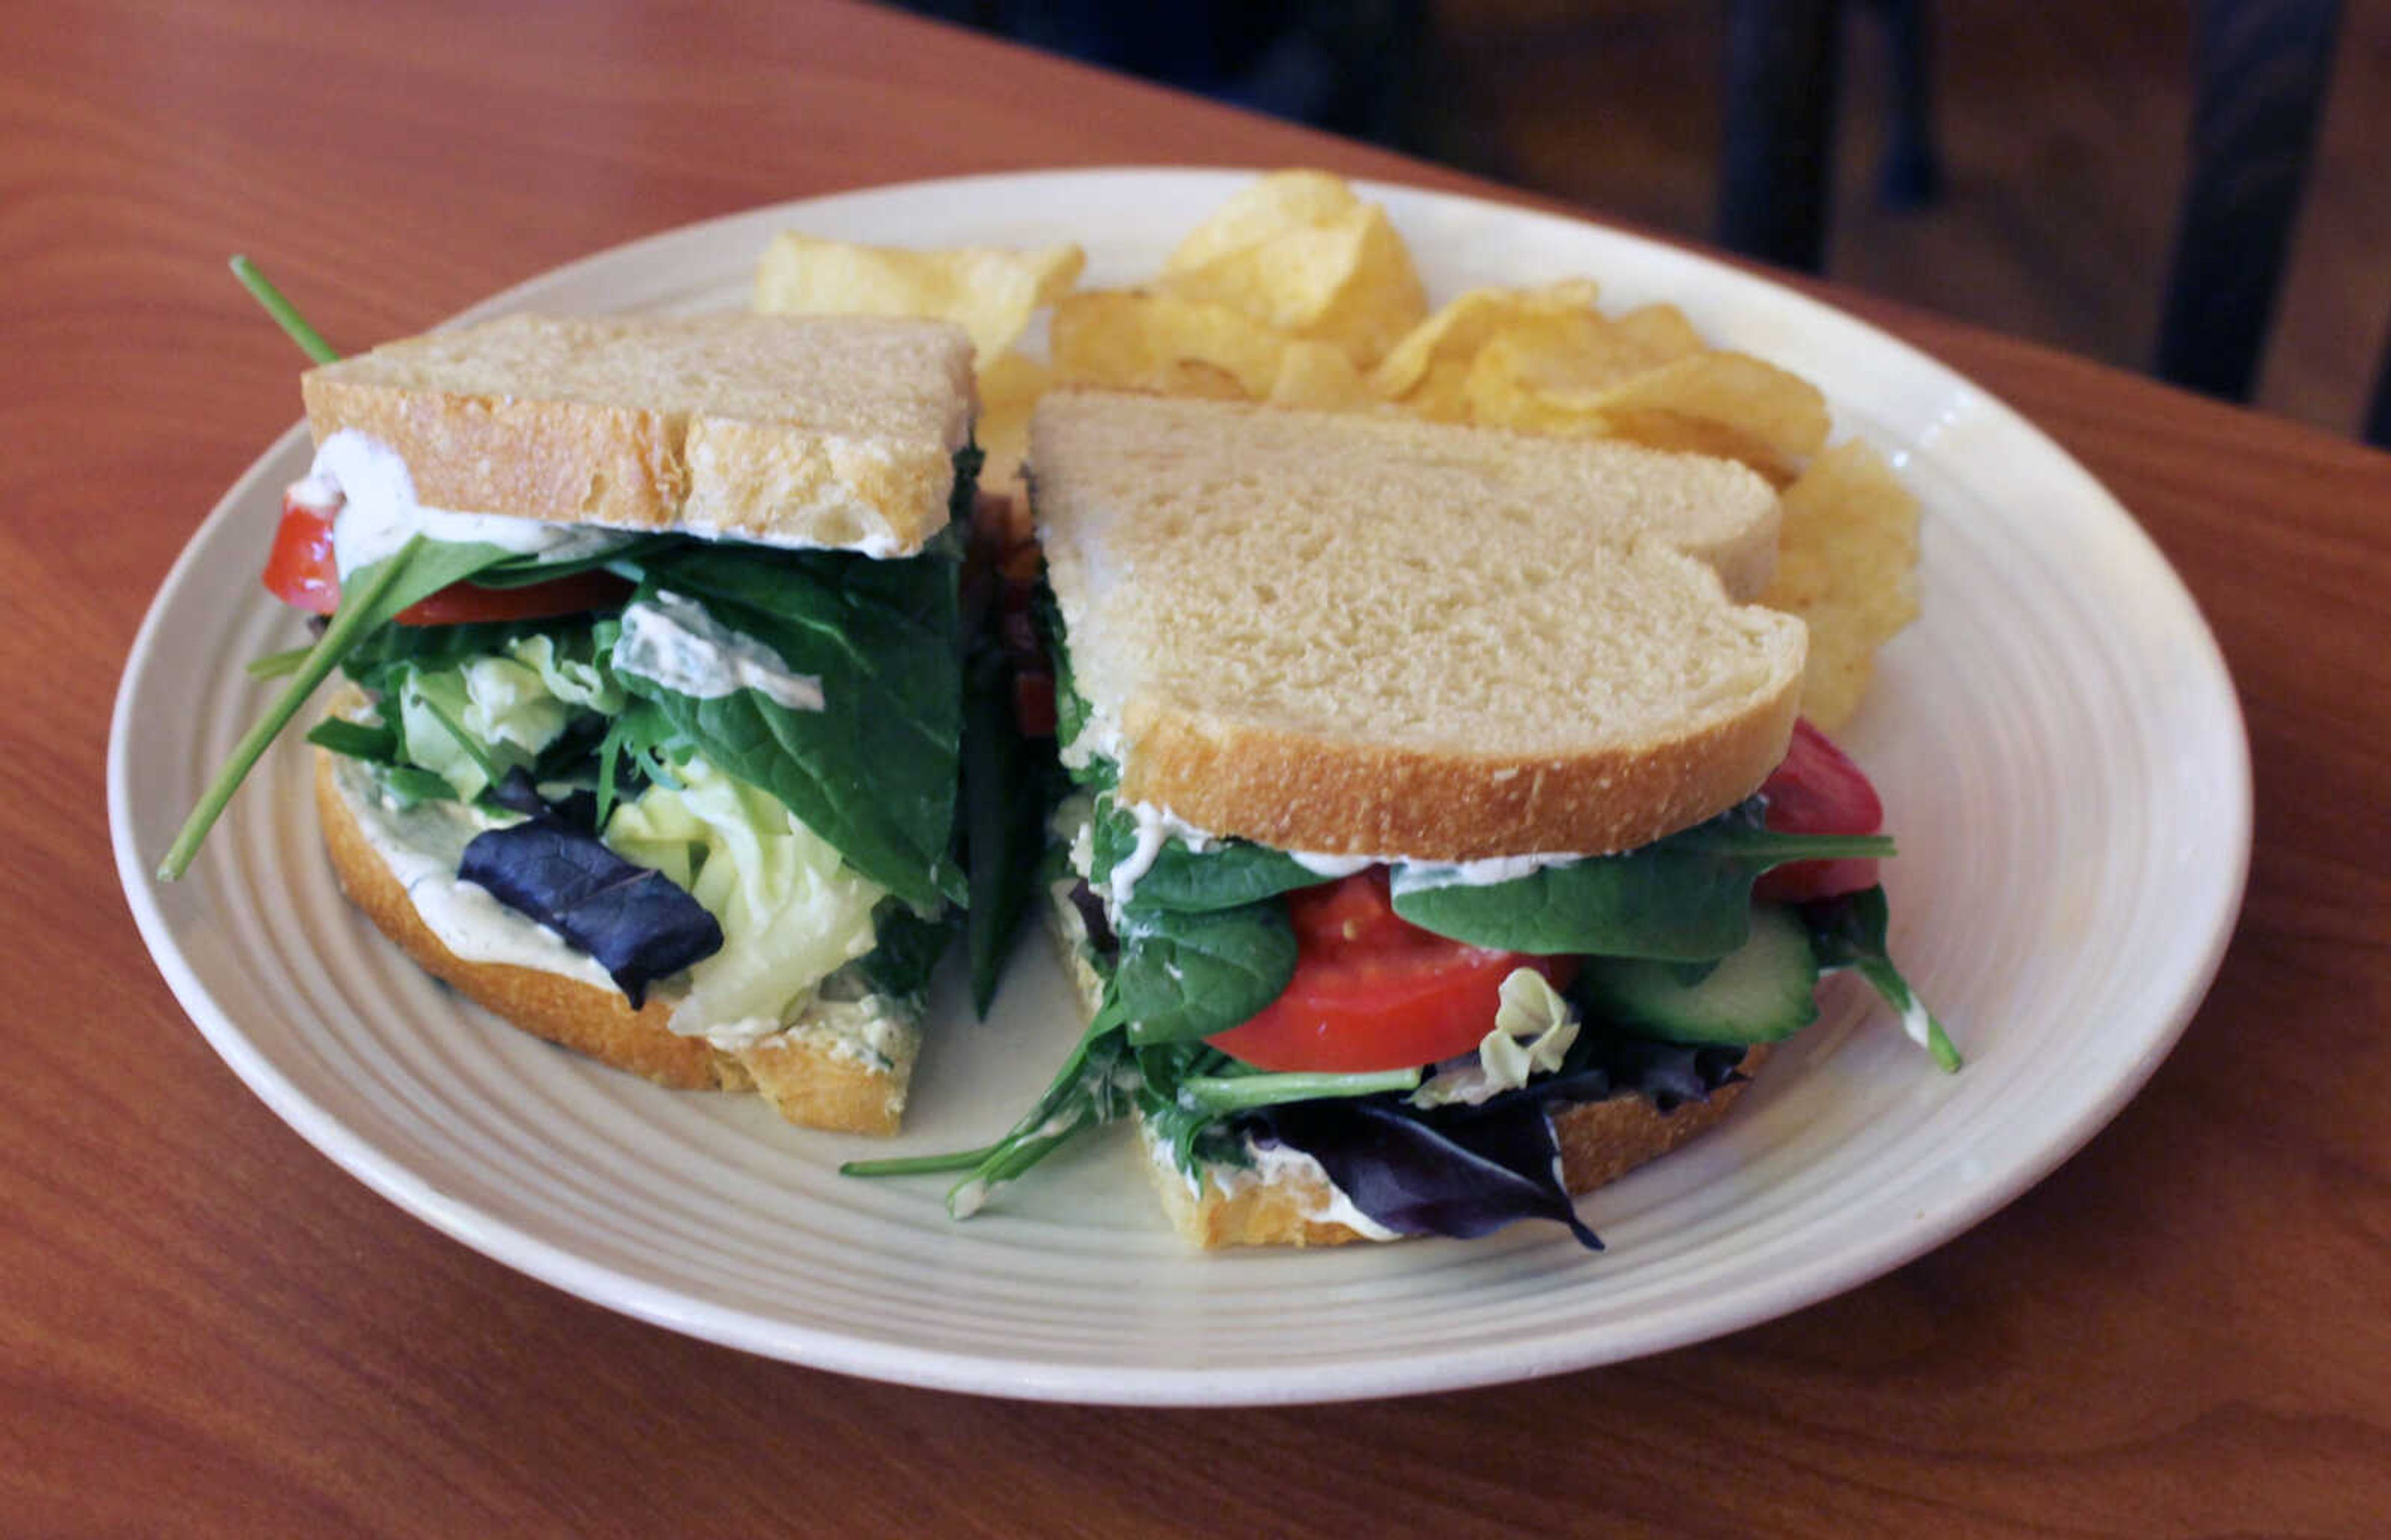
1042 889 1761 1249
1030 391 1806 860
315 723 918 1135
302 312 975 555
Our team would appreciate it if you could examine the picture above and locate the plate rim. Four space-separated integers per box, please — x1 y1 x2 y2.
109 166 2255 1405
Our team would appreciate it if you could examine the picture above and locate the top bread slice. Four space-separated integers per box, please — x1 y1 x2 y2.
302 312 976 555
1030 390 1807 860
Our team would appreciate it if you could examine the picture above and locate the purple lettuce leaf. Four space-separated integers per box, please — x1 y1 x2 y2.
458 781 722 1007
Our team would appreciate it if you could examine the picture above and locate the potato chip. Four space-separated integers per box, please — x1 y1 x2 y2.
1268 340 1375 410
1156 172 1428 369
1162 169 1364 270
1369 281 1603 404
1050 290 1288 398
974 351 1052 490
754 233 1085 368
1581 352 1831 464
1758 439 1922 728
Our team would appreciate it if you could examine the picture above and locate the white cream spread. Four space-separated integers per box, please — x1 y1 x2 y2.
307 430 632 578
332 756 623 993
1101 797 1589 911
612 590 826 711
1156 1131 1401 1242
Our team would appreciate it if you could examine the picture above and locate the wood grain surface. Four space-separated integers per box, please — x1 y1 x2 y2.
4 1 2387 1534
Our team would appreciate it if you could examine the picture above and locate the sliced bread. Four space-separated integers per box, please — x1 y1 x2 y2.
1030 390 1806 859
302 312 976 555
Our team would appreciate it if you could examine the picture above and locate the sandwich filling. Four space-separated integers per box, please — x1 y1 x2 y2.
853 599 1956 1246
184 424 989 1099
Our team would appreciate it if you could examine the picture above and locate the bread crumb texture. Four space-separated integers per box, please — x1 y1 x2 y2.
303 312 974 555
1032 391 1807 857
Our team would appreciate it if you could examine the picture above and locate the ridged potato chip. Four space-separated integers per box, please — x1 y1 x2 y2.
755 233 1085 367
1050 290 1288 398
975 351 1052 489
1369 281 1603 405
1581 352 1831 464
1758 440 1922 728
1157 171 1428 368
1266 340 1375 410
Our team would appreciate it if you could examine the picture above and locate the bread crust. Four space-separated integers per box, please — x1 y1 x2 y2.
314 744 910 1134
301 312 974 556
1032 390 1806 859
1116 682 1801 861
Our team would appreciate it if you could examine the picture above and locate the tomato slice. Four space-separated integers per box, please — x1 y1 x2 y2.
1205 869 1573 1073
392 570 633 626
261 495 341 614
258 488 631 625
1752 718 1885 902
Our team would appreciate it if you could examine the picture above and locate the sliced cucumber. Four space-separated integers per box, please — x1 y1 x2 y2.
1578 903 1821 1045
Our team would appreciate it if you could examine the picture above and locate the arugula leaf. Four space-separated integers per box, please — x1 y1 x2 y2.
1801 886 1962 1070
1390 801 1896 962
1113 901 1298 1045
616 543 963 911
157 535 515 880
1087 794 1322 913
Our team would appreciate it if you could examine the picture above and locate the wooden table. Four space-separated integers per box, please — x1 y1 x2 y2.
10 1 2387 1532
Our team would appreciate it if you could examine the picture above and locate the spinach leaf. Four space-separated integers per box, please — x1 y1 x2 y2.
1390 802 1896 962
960 639 1054 1015
1801 886 1962 1070
851 898 960 1007
468 534 680 588
1088 795 1323 913
1113 901 1298 1045
617 542 964 911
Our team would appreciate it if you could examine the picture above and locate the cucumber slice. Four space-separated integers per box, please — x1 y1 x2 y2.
1578 903 1821 1045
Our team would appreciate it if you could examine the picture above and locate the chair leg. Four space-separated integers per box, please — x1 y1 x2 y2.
1719 0 1843 273
2154 0 2343 403
2367 340 2391 449
1865 0 1941 209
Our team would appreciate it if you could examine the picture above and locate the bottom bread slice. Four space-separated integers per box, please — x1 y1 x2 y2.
1047 888 1762 1248
314 739 917 1134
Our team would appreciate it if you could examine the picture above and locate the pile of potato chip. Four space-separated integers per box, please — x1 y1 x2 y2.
752 170 1918 730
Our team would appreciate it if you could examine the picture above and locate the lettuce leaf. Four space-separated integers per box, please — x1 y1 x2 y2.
602 756 887 1034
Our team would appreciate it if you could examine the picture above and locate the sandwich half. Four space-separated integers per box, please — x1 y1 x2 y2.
167 311 982 1134
873 390 1950 1244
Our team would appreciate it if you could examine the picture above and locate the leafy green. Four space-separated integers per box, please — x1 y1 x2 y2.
960 640 1054 1015
1112 901 1298 1045
1087 794 1322 913
158 535 515 879
851 899 960 1007
230 255 338 364
613 542 964 911
1801 885 1962 1071
1390 802 1896 962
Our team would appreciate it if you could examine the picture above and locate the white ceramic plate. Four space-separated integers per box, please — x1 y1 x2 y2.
110 169 2250 1405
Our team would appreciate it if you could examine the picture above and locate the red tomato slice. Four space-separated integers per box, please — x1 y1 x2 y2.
259 489 630 625
1205 869 1574 1073
392 570 633 626
261 495 341 614
1752 718 1885 902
